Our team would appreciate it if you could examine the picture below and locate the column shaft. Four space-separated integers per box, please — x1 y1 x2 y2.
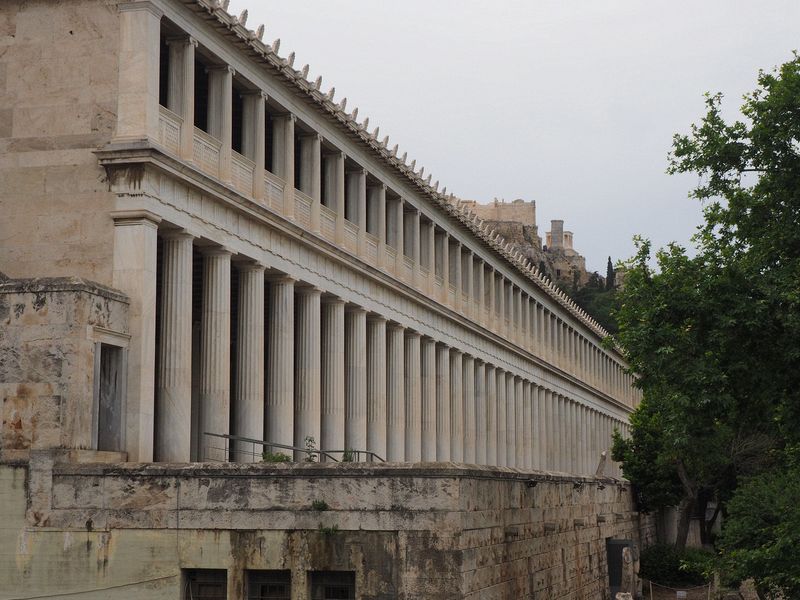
386 324 406 461
474 361 487 464
271 114 296 218
199 249 231 461
462 355 476 463
321 298 345 456
449 349 464 462
366 317 387 459
345 308 367 456
266 277 294 451
496 370 507 467
506 373 516 467
207 66 233 182
486 366 497 465
156 232 193 462
294 287 321 461
420 337 437 461
404 332 422 461
435 344 451 462
522 381 532 470
233 264 265 462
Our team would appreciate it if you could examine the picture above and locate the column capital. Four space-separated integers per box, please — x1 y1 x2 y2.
387 321 406 332
321 294 345 305
110 209 162 228
345 304 368 315
241 89 268 101
436 341 450 349
266 274 297 285
271 112 296 123
199 244 234 257
367 313 388 323
166 34 198 48
206 64 236 76
295 284 323 296
232 256 266 271
160 228 194 242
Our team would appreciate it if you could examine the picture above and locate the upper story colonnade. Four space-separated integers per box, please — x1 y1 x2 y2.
100 0 639 476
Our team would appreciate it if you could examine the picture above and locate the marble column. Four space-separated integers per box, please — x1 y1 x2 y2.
420 336 437 462
557 394 566 471
242 91 267 200
475 260 485 327
199 248 231 461
463 355 476 463
321 297 345 457
440 232 450 304
580 404 588 474
301 134 322 231
386 323 406 461
156 231 194 462
487 268 496 331
366 316 387 459
463 250 474 319
474 361 487 464
449 349 464 462
486 366 497 465
496 369 507 467
522 380 531 470
111 211 160 462
453 241 462 312
435 343 451 462
294 286 321 461
166 35 197 160
535 385 545 470
404 331 422 461
497 277 505 339
266 276 294 451
233 262 265 462
271 114 296 219
544 389 554 470
506 372 516 467
567 398 576 473
345 307 367 457
207 65 234 182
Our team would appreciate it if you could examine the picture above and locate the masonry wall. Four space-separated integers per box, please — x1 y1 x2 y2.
0 278 129 457
0 0 121 282
470 200 537 227
0 456 655 599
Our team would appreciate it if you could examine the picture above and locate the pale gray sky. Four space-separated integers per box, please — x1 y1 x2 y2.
237 1 798 273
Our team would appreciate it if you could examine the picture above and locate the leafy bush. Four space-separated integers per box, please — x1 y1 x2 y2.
261 450 291 463
639 544 714 587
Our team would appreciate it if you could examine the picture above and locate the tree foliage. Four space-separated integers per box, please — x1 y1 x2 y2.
611 53 800 585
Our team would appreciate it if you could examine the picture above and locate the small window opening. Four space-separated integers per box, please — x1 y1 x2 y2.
309 572 355 600
184 569 227 600
247 570 291 600
95 343 124 452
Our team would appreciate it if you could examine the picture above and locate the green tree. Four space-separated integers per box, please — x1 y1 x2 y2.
613 54 800 564
605 256 616 290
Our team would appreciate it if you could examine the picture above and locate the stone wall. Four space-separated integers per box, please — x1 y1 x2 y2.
0 455 655 599
0 277 129 457
466 199 537 228
0 0 121 282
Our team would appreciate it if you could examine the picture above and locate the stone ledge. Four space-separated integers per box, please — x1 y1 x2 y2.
0 276 129 303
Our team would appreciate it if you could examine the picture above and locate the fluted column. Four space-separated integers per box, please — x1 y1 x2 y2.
486 366 497 465
567 398 576 473
166 35 197 160
199 247 231 461
266 276 295 451
557 395 567 471
463 250 474 319
207 65 234 183
475 260 485 327
233 262 265 462
271 113 296 218
453 241 462 312
579 404 587 474
345 307 367 456
463 355 476 463
321 297 345 457
535 384 545 470
294 286 321 461
474 361 487 464
449 349 464 462
420 337 437 461
497 277 506 340
506 372 516 467
404 331 422 461
366 316 387 459
301 134 322 232
544 389 554 470
435 343 451 462
242 91 267 200
522 380 531 470
496 369 507 467
156 231 194 462
386 323 406 461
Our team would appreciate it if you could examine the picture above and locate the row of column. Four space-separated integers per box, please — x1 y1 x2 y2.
147 18 637 408
154 231 626 475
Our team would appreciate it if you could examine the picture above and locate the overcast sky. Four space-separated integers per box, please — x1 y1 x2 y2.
239 1 799 273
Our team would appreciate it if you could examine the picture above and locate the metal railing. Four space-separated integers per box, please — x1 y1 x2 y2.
202 432 385 464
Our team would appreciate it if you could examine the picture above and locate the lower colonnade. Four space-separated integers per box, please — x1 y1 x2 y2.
149 228 629 476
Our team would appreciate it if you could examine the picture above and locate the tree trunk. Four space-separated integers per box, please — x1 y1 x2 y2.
675 495 694 550
675 459 698 550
